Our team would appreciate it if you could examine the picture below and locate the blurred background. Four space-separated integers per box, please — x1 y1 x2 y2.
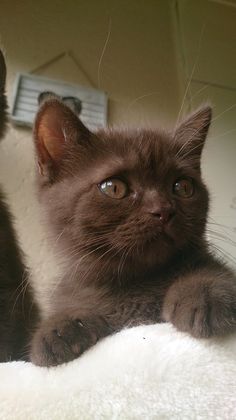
0 0 235 296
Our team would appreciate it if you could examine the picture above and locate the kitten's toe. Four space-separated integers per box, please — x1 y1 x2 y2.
30 319 91 367
30 316 111 367
162 278 236 338
162 295 211 338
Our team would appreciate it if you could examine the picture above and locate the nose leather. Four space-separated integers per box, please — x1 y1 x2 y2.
144 190 175 224
149 207 175 224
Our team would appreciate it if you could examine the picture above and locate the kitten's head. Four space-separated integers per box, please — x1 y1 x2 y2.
0 49 7 139
33 99 211 274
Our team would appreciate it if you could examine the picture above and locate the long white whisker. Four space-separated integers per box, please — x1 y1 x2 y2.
211 103 236 123
97 17 112 88
175 23 206 128
126 91 160 111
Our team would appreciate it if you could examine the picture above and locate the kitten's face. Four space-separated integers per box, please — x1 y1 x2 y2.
34 101 211 272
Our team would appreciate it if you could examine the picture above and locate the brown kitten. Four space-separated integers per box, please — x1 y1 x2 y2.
30 97 236 367
0 50 38 361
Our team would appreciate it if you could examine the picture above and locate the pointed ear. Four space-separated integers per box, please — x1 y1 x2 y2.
174 106 212 162
34 98 91 181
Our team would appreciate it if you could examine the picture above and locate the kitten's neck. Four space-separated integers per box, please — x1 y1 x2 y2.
61 239 209 290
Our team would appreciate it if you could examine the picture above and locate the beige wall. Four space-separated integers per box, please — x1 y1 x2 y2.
0 0 180 126
0 0 181 298
175 0 236 267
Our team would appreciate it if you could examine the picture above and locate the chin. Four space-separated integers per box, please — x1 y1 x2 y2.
133 236 176 269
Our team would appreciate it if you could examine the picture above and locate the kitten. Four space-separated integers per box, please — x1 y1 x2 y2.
30 96 236 367
0 50 37 361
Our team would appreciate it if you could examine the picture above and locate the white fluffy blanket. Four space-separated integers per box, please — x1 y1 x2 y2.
0 323 235 420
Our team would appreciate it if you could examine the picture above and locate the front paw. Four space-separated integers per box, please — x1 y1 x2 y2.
30 316 111 367
162 275 236 338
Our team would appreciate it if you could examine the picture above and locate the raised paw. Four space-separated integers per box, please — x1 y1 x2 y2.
30 315 111 367
162 274 236 338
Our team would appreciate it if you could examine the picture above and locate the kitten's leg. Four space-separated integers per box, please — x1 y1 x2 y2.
0 281 37 362
162 263 236 338
0 49 38 361
30 313 113 367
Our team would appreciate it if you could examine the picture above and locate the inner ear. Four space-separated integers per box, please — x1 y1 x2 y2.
174 106 212 161
34 99 91 176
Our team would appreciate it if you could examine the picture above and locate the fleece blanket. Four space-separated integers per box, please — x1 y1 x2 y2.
0 323 235 420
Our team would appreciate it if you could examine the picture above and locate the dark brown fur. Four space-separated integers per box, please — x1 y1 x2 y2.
30 96 236 367
0 50 38 361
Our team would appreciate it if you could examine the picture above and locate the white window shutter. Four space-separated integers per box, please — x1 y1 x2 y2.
10 73 107 131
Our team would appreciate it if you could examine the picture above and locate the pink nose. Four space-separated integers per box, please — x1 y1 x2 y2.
149 208 175 224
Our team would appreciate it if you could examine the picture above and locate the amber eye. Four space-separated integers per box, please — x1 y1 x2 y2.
173 178 194 198
98 178 128 199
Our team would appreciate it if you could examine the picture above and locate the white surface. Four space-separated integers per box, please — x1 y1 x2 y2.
0 323 236 420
